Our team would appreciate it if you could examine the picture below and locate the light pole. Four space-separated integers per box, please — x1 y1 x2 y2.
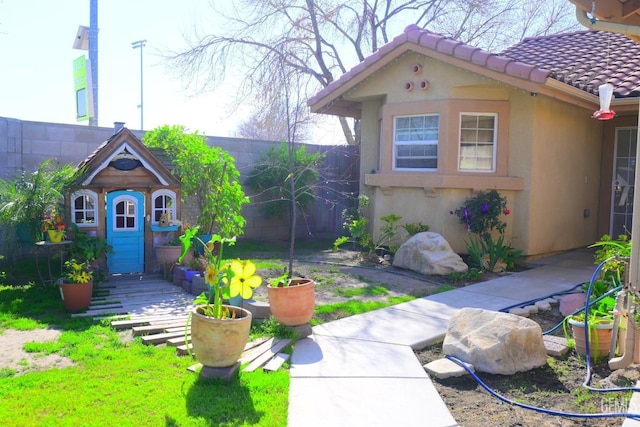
131 39 147 129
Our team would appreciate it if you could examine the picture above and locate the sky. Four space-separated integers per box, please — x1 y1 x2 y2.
0 0 344 143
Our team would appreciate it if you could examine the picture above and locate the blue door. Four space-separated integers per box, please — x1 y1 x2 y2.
106 191 145 273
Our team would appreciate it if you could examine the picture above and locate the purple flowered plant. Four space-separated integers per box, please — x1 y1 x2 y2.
452 190 508 240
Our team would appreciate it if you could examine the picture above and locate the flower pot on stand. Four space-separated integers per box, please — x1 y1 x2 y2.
568 317 614 359
59 280 93 312
267 278 315 326
190 305 252 367
47 229 65 243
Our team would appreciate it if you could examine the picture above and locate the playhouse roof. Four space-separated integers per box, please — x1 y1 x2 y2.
74 127 179 187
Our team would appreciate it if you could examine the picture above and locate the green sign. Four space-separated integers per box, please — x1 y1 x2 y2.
73 55 90 122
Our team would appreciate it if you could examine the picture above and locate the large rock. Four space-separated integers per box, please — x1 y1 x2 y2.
392 232 468 275
443 308 548 375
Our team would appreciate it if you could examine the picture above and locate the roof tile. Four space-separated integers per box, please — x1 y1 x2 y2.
500 30 640 98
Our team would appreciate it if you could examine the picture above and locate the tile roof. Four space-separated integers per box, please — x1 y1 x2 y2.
500 30 640 98
309 25 640 115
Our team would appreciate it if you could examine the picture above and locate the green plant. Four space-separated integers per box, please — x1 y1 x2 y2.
68 224 113 263
465 234 521 273
61 259 93 284
144 125 248 236
402 221 430 236
178 227 262 319
452 189 509 239
589 234 631 286
0 160 77 244
334 194 370 251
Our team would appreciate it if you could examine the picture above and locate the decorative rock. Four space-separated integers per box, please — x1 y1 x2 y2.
523 305 538 314
559 293 587 317
443 308 548 375
424 358 474 378
534 300 552 311
393 232 468 275
508 307 530 317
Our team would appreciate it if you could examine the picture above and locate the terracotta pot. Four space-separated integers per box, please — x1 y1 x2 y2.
155 245 182 265
267 278 315 326
190 305 252 368
59 280 93 312
568 317 613 359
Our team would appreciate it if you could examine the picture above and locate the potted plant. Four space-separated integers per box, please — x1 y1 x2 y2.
565 295 616 360
155 236 183 266
41 210 67 242
179 227 262 368
58 259 94 312
267 271 315 326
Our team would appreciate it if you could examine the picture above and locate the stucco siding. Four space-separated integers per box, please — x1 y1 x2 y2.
528 96 602 254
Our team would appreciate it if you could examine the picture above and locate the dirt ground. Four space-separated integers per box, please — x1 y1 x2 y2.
4 247 640 426
0 328 75 376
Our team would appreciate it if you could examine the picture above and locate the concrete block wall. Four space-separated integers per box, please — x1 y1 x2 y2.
0 117 355 242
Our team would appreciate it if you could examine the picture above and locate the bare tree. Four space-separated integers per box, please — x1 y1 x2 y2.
168 0 579 145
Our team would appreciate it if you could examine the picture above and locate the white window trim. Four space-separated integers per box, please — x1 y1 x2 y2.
458 112 498 173
392 113 439 171
111 195 138 232
70 189 98 227
151 189 177 225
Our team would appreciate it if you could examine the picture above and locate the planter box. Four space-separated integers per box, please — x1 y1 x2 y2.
191 275 208 296
173 266 187 286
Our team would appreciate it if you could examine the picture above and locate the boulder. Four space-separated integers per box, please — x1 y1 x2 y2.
443 308 548 375
392 232 468 275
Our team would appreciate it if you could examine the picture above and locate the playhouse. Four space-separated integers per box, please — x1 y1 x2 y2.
67 127 182 274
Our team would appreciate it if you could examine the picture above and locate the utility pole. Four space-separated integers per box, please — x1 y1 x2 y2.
88 0 98 126
131 39 147 130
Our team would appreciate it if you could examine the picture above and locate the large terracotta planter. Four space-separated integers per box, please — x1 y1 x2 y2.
155 245 182 265
568 317 614 359
267 278 315 326
190 305 252 367
59 280 93 312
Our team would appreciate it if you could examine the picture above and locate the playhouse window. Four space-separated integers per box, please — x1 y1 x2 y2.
458 113 497 172
393 114 439 170
71 190 98 227
151 190 176 224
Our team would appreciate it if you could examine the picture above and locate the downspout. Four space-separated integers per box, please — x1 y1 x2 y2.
575 5 640 370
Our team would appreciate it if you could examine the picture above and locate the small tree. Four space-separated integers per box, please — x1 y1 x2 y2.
144 125 248 237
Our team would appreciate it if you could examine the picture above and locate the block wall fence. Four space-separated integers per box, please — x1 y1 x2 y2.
0 117 359 250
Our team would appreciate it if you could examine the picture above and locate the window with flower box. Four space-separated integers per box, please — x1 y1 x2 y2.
151 189 176 224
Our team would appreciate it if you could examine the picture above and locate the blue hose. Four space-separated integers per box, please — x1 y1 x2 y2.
444 354 640 420
442 257 640 420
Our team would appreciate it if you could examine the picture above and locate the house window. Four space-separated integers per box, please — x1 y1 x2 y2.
71 190 98 227
393 114 439 170
151 190 176 224
459 113 497 171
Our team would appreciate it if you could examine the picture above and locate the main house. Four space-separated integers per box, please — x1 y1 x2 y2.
309 25 640 257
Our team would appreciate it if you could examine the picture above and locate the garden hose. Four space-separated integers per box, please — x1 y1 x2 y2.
441 257 640 421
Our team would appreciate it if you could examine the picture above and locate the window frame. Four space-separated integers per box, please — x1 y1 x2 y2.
392 113 439 171
458 112 498 173
151 189 177 225
70 190 98 227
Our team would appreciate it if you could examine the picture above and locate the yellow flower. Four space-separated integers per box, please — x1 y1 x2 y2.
204 265 217 284
228 260 262 299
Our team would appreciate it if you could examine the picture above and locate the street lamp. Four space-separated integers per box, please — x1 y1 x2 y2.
131 39 147 129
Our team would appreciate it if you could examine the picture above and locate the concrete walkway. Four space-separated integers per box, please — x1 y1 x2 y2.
288 249 596 426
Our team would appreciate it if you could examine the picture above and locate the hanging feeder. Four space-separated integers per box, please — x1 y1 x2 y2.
592 83 615 120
